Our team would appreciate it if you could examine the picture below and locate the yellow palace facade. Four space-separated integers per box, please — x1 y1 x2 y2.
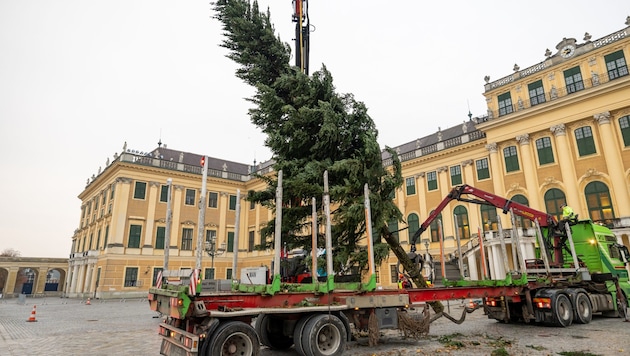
67 19 630 298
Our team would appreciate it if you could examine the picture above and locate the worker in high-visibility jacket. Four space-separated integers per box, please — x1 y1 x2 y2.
561 204 576 221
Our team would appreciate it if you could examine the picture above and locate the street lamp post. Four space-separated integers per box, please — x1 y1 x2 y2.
204 237 226 279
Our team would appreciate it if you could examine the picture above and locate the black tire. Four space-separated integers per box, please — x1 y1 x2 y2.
255 314 293 350
574 293 592 324
207 321 260 356
294 314 317 356
301 314 347 356
553 294 573 327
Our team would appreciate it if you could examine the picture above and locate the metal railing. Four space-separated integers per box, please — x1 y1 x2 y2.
490 71 628 119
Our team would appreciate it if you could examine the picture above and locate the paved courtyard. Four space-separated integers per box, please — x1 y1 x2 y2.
1 297 629 355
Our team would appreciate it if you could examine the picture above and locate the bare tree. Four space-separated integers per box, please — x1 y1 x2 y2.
0 248 21 257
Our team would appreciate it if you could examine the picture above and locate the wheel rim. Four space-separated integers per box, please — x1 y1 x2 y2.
576 294 591 321
314 323 341 355
220 331 253 355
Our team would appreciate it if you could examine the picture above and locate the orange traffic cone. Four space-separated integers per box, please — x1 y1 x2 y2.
26 305 37 322
86 298 91 305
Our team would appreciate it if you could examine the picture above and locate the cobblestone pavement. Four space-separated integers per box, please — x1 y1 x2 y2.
1 298 629 355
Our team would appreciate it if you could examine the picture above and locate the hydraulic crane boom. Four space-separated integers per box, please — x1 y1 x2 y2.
409 184 559 253
292 0 310 75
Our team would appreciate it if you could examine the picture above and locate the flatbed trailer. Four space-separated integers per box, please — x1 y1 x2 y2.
149 179 629 356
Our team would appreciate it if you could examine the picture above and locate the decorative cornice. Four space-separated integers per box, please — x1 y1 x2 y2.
417 172 426 178
541 176 558 188
181 220 196 226
593 111 611 125
437 166 448 173
485 142 498 153
116 177 133 184
149 181 160 187
220 192 229 197
174 185 184 191
550 124 566 136
584 168 603 178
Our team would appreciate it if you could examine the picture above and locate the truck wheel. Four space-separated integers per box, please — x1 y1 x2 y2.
574 293 592 324
255 314 293 350
553 294 573 327
301 314 347 356
207 321 260 356
294 314 317 356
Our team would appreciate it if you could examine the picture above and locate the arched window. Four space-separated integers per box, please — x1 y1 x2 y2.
453 205 470 239
511 194 532 229
388 219 399 243
480 205 498 232
585 181 615 222
430 212 443 242
619 115 630 147
407 213 419 243
544 188 566 222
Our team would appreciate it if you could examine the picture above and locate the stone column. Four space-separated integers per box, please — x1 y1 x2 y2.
69 263 79 294
437 166 454 244
143 181 160 253
110 178 132 253
170 185 184 251
461 159 481 231
467 251 479 280
486 143 509 227
550 124 582 212
594 112 630 216
515 134 541 209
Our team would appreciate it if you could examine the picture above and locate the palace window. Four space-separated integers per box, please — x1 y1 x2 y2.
155 226 165 249
450 165 462 186
544 188 566 222
128 224 142 248
160 185 169 203
427 171 437 191
405 177 416 195
511 194 532 229
503 146 520 172
605 50 628 80
429 212 443 242
528 80 546 106
536 137 555 165
152 268 163 286
564 66 584 94
454 205 470 239
585 181 615 222
185 189 196 206
227 231 235 252
480 205 498 231
248 231 255 252
498 92 514 116
619 116 630 147
476 158 490 180
575 126 596 156
124 267 138 287
181 228 193 250
229 195 237 210
133 181 146 199
208 192 218 208
407 213 419 243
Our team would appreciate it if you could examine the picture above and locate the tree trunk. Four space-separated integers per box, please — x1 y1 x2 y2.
383 231 444 314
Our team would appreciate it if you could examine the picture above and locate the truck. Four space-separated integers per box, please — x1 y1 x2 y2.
148 182 630 356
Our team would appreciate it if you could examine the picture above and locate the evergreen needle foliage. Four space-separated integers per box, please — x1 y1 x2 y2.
212 0 404 274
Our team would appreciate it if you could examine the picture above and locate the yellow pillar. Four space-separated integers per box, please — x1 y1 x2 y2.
486 143 509 227
437 166 454 243
461 159 481 232
515 134 541 209
550 124 582 212
170 185 184 251
110 178 132 253
594 112 630 216
143 182 160 252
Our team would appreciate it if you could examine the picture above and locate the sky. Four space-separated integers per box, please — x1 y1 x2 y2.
1 0 629 258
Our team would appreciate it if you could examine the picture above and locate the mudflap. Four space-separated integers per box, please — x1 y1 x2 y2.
160 338 193 356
